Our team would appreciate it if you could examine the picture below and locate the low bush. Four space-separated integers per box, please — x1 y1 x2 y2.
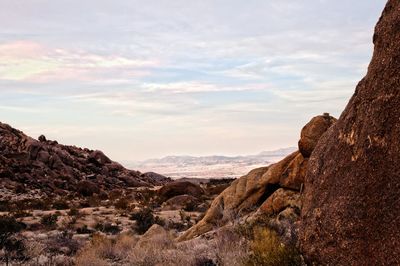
244 227 302 266
75 233 137 266
67 207 80 216
130 208 164 234
40 214 58 229
94 222 121 235
76 225 93 235
0 216 27 264
114 198 130 210
53 199 70 210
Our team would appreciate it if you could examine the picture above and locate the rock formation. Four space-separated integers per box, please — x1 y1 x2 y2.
0 122 170 198
158 181 204 201
178 114 336 241
300 1 400 265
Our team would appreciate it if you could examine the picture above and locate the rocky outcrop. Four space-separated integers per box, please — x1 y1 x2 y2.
158 181 204 201
161 194 199 211
178 114 336 241
300 1 400 265
0 122 170 197
298 114 337 158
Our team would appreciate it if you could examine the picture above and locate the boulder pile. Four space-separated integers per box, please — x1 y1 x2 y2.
0 122 170 197
178 114 336 241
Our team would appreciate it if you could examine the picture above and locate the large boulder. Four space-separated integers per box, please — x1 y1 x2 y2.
300 1 400 265
158 181 204 201
298 114 337 158
178 114 335 241
258 188 300 216
178 152 307 241
162 194 199 211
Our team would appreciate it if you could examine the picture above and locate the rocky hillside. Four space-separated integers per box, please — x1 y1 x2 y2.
178 113 336 241
0 122 170 199
300 0 400 265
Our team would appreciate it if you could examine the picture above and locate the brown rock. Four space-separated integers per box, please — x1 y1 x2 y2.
158 181 204 201
162 194 199 211
279 152 307 190
77 180 100 196
259 188 300 216
88 150 112 165
178 115 334 241
300 1 400 265
135 224 172 249
0 121 169 197
298 114 336 158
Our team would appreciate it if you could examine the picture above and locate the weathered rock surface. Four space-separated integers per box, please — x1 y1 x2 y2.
0 122 170 198
158 181 204 201
162 194 199 211
298 114 337 158
178 114 335 241
300 1 400 265
135 224 172 249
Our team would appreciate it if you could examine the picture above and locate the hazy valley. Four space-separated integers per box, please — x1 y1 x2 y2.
126 147 296 179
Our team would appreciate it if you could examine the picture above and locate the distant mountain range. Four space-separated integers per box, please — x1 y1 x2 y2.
125 147 297 179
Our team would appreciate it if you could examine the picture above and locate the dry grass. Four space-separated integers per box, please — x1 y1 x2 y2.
245 227 302 266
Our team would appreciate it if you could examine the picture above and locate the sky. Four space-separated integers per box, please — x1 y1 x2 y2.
0 0 387 161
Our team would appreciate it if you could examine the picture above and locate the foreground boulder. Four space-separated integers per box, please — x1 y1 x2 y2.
178 114 335 241
300 1 400 265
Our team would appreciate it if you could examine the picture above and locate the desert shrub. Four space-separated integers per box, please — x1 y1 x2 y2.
114 198 130 210
94 222 121 235
76 225 93 234
0 216 26 246
0 216 27 263
67 207 80 216
165 221 186 231
40 214 58 229
137 188 159 207
245 227 302 266
22 198 52 210
53 199 70 210
113 233 138 258
98 190 109 200
195 257 217 266
0 200 11 211
130 208 164 234
11 210 32 218
128 235 217 266
75 233 135 265
215 227 249 266
28 223 44 231
108 189 124 201
46 232 81 256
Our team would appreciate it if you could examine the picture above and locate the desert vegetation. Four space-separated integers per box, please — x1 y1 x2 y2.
0 175 302 265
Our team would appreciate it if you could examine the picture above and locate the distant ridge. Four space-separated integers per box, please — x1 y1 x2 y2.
126 147 297 179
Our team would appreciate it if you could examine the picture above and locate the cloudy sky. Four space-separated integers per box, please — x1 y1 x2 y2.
0 0 386 161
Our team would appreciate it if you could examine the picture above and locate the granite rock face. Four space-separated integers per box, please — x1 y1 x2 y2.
0 122 170 197
178 114 336 241
298 114 337 158
300 1 400 265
